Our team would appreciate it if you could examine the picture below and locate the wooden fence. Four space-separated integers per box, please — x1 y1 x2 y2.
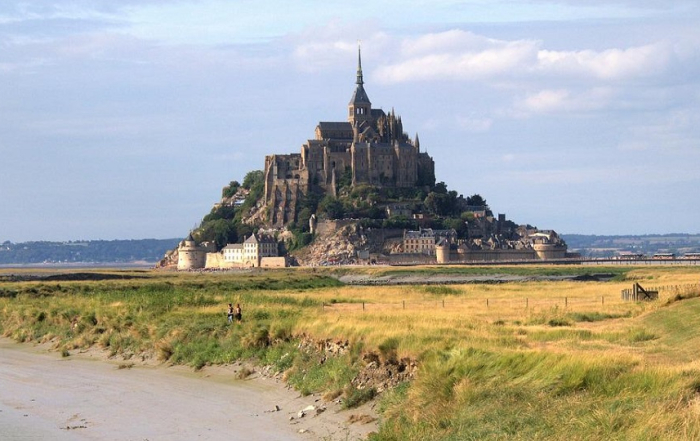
322 295 615 313
621 283 700 302
319 283 700 312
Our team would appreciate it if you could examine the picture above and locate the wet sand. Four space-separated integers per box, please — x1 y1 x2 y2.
0 339 377 440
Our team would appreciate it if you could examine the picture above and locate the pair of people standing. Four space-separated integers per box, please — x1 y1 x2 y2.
227 303 242 324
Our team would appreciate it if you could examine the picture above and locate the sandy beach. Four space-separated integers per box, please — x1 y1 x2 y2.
0 339 378 440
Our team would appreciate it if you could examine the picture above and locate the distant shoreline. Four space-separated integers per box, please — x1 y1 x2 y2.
0 262 155 269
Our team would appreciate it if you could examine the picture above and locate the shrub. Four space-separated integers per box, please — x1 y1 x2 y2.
548 318 573 327
567 311 630 322
242 324 270 349
628 329 658 343
343 385 377 409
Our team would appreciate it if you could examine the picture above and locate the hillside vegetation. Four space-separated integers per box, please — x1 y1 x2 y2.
2 265 700 440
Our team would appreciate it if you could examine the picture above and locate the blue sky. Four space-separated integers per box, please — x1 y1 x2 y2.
1 0 699 241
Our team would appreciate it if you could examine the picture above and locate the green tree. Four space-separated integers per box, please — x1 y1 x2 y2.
433 181 448 194
297 208 313 232
337 166 353 192
195 219 237 249
221 181 240 198
443 217 467 237
424 190 459 217
242 170 264 190
466 194 487 207
318 196 345 219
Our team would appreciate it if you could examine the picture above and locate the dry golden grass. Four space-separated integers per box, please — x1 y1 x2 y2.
287 267 700 366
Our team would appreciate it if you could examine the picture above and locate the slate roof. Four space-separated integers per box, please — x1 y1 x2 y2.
349 84 371 106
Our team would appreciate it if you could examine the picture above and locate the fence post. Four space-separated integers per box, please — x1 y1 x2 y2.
442 299 445 308
526 298 528 309
565 297 568 308
601 296 604 306
403 300 405 309
362 302 365 311
487 298 489 308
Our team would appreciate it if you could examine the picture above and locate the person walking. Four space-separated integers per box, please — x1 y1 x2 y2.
233 303 242 323
227 303 234 324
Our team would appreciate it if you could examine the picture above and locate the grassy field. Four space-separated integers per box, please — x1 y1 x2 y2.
2 265 700 440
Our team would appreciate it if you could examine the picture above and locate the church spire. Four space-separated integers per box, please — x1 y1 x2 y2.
356 43 364 86
348 42 371 124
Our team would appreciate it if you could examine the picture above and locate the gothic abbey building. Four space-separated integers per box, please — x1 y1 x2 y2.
263 49 435 226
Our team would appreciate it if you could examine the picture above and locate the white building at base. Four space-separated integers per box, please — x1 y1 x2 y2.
222 233 279 268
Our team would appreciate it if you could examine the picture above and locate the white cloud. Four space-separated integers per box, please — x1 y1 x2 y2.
515 87 615 114
375 30 539 82
290 23 389 73
372 29 685 84
537 44 670 80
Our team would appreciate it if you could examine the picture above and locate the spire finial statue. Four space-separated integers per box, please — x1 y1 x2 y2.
356 41 363 86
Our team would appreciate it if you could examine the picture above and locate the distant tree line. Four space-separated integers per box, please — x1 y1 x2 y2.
562 234 700 257
0 239 180 264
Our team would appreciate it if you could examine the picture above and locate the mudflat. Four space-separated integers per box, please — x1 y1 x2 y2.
0 339 377 440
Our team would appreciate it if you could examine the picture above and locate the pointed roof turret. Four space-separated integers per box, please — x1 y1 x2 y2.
349 43 371 106
356 44 364 86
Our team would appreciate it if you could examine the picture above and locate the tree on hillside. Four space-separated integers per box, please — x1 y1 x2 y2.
242 170 264 189
222 181 240 198
433 181 448 194
466 194 487 207
318 196 345 220
424 189 460 217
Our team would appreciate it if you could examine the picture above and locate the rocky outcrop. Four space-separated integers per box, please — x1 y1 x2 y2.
157 248 178 268
293 221 370 266
294 336 418 395
353 352 418 393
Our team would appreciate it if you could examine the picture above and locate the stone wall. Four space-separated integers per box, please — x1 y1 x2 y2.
315 219 358 236
261 256 288 268
452 249 537 262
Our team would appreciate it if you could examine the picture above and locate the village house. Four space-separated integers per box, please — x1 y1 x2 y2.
222 233 278 267
403 228 457 255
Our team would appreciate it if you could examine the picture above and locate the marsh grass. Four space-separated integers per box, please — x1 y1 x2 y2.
3 265 700 439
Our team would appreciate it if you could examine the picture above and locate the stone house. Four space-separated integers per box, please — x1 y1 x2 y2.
403 228 457 255
222 233 278 267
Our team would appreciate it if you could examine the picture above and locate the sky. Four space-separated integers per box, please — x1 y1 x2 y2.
1 0 699 242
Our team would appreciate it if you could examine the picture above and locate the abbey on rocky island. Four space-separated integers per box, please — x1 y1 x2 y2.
263 47 435 227
162 47 569 270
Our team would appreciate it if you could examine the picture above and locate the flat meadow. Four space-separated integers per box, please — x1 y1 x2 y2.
2 264 700 440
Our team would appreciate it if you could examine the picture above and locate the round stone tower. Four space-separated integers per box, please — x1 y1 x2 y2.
435 239 450 264
177 233 207 270
533 243 567 260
